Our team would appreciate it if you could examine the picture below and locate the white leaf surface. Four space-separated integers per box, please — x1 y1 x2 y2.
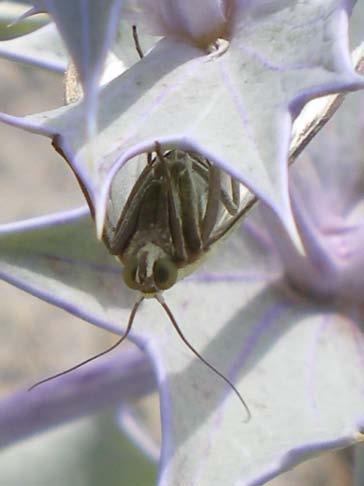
2 1 362 245
0 207 363 485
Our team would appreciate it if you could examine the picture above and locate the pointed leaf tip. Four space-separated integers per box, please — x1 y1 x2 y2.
95 200 107 241
31 0 125 149
269 197 305 256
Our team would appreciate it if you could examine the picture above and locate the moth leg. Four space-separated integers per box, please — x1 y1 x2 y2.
214 172 241 216
201 165 221 246
189 152 211 170
108 161 155 254
231 177 240 207
190 160 240 216
222 176 241 216
178 160 204 253
108 181 152 254
155 144 187 261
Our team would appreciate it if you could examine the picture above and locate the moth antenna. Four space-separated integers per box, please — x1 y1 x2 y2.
132 25 144 59
155 294 251 422
28 296 144 391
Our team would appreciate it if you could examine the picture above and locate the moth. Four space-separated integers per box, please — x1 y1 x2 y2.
105 144 245 296
105 146 250 419
31 143 251 419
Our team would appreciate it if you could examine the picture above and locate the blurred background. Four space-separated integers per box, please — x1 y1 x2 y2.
0 1 360 485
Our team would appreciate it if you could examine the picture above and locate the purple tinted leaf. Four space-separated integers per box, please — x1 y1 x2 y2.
2 0 362 244
1 2 364 483
264 85 364 304
0 206 363 484
0 347 155 449
0 207 132 336
30 0 124 140
30 0 124 90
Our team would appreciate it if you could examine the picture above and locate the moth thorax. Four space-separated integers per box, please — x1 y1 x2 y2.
123 242 178 295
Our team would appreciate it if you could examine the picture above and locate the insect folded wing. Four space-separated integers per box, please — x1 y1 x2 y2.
103 147 249 294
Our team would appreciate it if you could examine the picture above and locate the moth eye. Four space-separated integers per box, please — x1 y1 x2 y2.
154 258 178 290
123 257 140 290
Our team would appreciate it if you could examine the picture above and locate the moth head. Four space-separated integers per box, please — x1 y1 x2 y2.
123 243 178 295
